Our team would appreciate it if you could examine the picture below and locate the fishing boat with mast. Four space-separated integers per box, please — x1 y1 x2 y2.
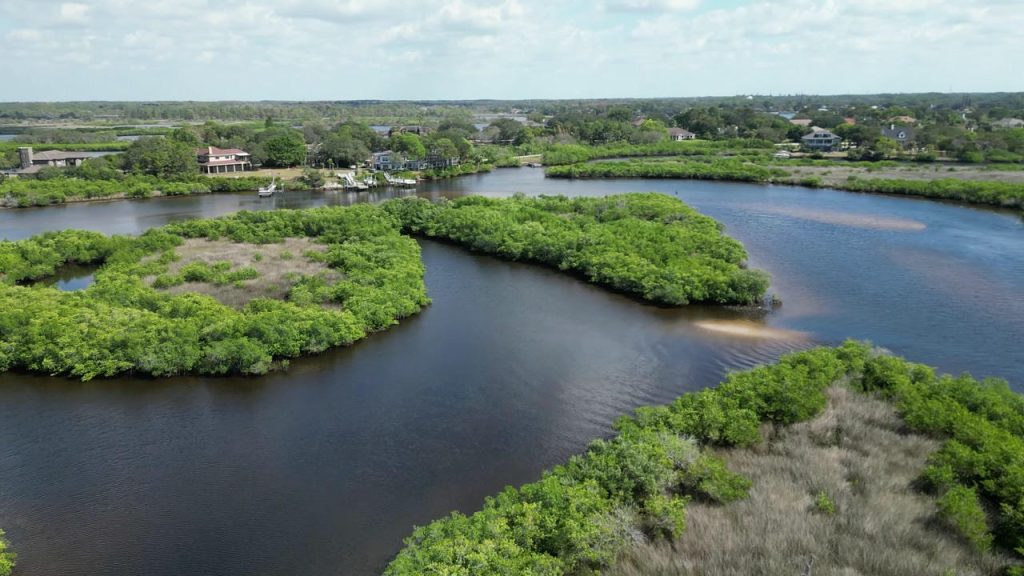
258 177 277 197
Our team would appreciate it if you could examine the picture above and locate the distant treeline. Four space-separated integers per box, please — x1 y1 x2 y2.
547 158 788 183
541 139 775 166
1 93 1022 122
384 342 1024 574
383 193 769 306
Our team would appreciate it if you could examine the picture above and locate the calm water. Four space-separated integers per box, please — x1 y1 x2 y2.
0 169 1022 575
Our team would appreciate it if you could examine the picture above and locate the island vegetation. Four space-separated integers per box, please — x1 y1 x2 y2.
0 205 429 379
0 192 767 379
547 158 1024 209
384 342 1024 575
383 193 769 306
0 529 12 576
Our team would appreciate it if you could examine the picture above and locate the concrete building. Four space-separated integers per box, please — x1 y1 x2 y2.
195 146 252 174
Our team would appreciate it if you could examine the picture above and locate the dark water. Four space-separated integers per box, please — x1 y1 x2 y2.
25 263 96 291
0 169 1022 575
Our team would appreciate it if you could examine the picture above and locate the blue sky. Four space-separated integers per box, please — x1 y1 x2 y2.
0 0 1021 101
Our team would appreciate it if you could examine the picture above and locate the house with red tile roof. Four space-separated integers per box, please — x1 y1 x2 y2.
195 146 251 174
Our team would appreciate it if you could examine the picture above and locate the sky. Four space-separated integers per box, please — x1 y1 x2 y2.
0 0 1021 101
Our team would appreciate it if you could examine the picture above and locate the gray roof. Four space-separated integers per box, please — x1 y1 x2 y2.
31 150 100 161
802 129 840 140
881 125 914 140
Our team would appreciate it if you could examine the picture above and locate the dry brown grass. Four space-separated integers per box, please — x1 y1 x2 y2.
147 237 339 308
610 386 1012 576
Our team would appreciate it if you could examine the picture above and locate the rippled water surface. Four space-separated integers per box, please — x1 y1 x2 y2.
0 169 1021 575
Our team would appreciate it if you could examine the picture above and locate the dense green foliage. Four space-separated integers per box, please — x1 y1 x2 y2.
0 172 280 207
547 158 788 183
383 193 769 306
855 355 1024 557
122 137 199 179
385 344 869 575
542 139 774 166
546 157 1024 210
420 163 494 180
386 343 1024 574
0 529 13 576
0 206 429 379
0 176 212 207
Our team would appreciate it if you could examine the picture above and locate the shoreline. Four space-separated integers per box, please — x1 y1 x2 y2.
545 167 1024 214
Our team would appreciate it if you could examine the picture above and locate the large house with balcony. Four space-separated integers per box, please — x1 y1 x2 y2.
195 146 252 174
801 128 843 152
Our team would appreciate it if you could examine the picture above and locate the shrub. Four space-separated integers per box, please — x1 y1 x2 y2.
0 529 14 576
383 194 769 306
938 485 993 551
814 490 837 515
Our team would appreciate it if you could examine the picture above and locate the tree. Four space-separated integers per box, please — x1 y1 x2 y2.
260 128 307 167
489 118 525 143
872 137 900 158
322 134 370 168
834 123 879 147
437 118 479 140
170 127 201 147
430 137 460 160
301 168 325 188
302 121 329 145
605 106 634 122
122 137 198 179
674 108 724 139
0 528 15 576
391 133 426 160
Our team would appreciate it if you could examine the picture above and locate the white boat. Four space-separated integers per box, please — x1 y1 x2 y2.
258 177 277 197
383 173 417 187
339 173 371 190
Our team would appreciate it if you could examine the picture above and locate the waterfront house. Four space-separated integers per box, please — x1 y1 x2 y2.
881 124 915 148
801 128 842 152
195 146 251 174
790 118 814 127
4 146 118 176
370 150 402 171
370 149 457 171
667 128 697 141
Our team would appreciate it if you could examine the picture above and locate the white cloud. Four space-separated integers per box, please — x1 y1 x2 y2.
603 0 700 12
0 0 1020 99
58 2 89 22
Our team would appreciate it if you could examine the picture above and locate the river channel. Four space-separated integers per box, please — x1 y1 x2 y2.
0 168 1021 574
